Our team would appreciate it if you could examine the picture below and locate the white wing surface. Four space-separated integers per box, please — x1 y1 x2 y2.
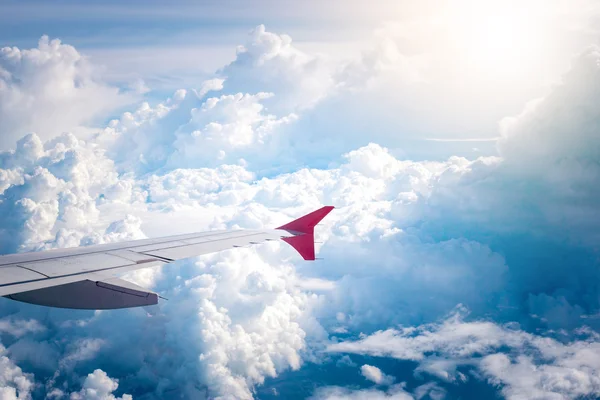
0 206 334 309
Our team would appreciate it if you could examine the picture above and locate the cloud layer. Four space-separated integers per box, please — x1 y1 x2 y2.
328 307 600 399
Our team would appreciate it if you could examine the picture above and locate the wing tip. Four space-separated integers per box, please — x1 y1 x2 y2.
276 205 335 234
277 206 335 260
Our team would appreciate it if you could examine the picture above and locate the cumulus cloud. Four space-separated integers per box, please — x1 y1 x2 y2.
69 369 131 400
0 36 134 150
194 78 225 99
98 83 297 173
219 25 336 112
335 24 424 91
360 364 394 385
0 132 144 254
168 91 298 169
97 88 189 174
92 25 428 175
88 25 334 174
0 346 34 400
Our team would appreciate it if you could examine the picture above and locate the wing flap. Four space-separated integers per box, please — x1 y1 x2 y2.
105 249 164 264
0 266 46 285
18 253 133 277
6 277 158 310
135 231 280 261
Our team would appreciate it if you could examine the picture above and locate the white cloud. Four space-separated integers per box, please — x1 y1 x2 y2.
194 78 225 99
0 319 45 338
0 346 34 400
97 89 189 173
498 46 600 166
360 364 394 385
328 306 520 364
413 382 446 400
0 132 144 254
328 308 600 400
220 25 336 113
309 384 414 400
69 369 132 400
168 91 298 169
63 25 434 176
60 339 106 369
480 349 600 400
0 36 134 150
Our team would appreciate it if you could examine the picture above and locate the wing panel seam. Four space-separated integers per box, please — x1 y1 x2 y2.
16 265 50 278
0 262 149 289
0 230 259 267
132 232 268 253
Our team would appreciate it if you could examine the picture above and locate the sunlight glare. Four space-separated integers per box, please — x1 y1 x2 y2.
449 0 545 78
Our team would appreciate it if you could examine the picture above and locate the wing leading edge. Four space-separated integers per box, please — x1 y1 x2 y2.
0 206 334 309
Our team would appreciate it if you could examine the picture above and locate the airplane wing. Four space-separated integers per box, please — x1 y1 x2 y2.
0 206 334 310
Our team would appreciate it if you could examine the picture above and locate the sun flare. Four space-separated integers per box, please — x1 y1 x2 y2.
448 0 545 78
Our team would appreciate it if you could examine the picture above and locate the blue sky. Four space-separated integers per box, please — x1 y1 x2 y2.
1 1 600 399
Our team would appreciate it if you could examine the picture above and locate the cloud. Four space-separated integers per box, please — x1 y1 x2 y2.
194 78 225 99
69 369 132 400
309 384 414 400
413 382 446 400
0 346 34 400
360 365 394 385
168 91 298 169
94 25 428 175
328 308 600 399
0 36 134 150
97 89 189 174
0 132 142 254
498 46 600 166
219 25 336 113
0 319 45 338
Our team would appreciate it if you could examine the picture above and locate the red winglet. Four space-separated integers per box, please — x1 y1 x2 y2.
276 206 334 260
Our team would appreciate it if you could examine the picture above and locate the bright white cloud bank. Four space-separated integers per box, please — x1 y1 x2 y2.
0 36 134 150
1 23 600 400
